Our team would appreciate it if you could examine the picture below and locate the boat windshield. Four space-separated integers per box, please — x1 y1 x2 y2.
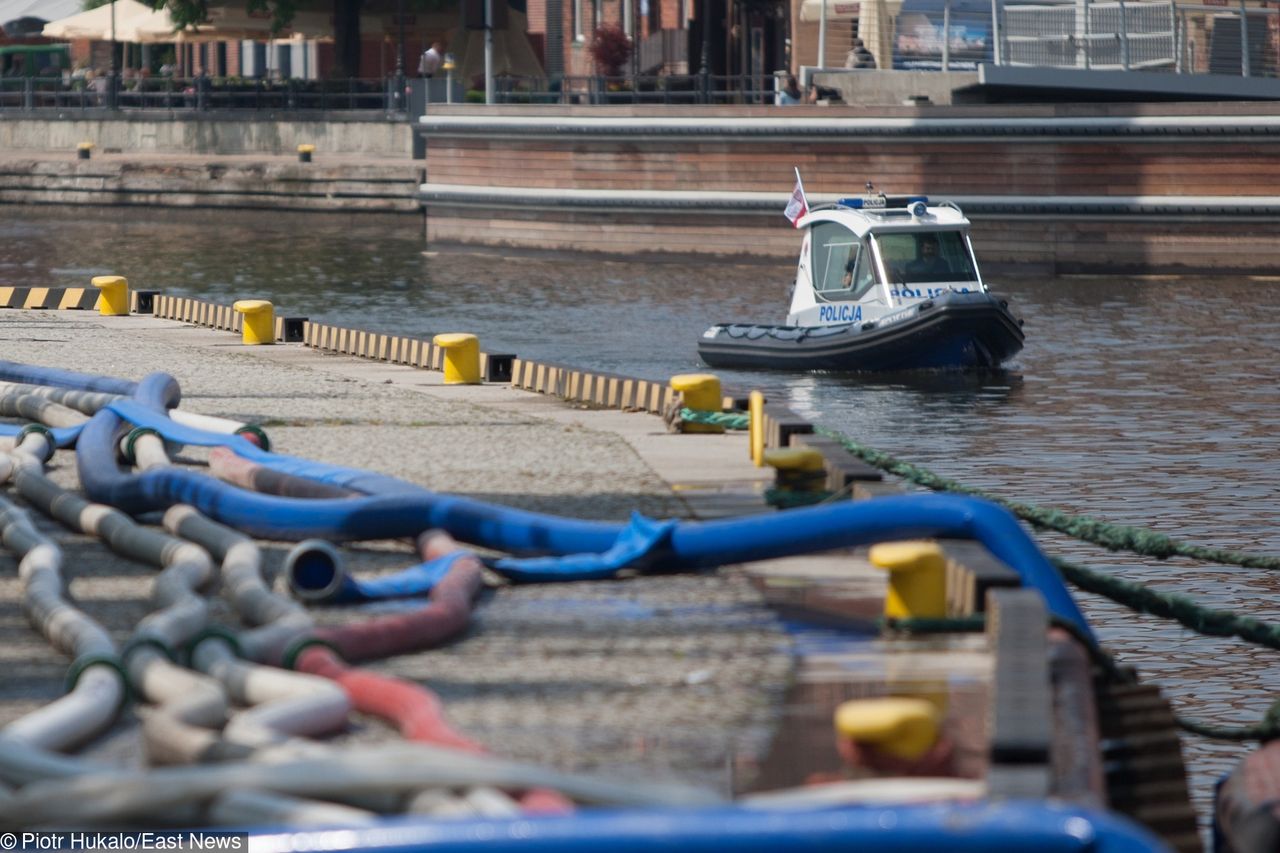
875 231 977 285
810 221 877 301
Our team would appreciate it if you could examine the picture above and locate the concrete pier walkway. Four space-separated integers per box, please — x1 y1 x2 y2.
0 307 794 792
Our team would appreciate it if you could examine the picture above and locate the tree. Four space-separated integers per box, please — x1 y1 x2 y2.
589 23 631 78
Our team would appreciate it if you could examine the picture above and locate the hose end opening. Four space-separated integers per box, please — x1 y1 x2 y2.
285 539 346 603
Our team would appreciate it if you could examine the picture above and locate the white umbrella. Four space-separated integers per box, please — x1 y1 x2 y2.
131 6 386 43
40 0 158 40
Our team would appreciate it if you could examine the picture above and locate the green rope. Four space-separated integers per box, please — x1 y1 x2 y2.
815 425 1280 571
1176 698 1280 741
680 407 749 429
1051 555 1280 651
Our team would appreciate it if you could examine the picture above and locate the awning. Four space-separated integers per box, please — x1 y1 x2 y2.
799 0 864 22
132 6 387 43
41 0 169 41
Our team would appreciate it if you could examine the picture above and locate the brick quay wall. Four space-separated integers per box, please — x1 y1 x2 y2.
3 103 1280 272
419 103 1280 274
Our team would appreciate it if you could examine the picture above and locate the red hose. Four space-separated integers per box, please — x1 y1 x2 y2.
293 531 574 814
309 547 482 662
296 645 483 752
209 446 357 499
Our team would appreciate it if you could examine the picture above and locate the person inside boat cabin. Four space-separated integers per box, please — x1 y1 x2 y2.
906 233 951 278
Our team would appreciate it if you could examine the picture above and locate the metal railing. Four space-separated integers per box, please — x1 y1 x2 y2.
814 0 1278 77
1 0 1275 117
0 75 400 113
491 72 778 105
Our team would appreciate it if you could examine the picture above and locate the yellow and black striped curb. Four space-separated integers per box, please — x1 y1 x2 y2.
0 286 100 310
151 295 512 381
147 295 855 470
9 290 855 486
0 286 160 313
154 294 244 333
509 359 678 416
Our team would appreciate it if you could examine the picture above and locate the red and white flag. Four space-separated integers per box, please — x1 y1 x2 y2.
784 168 808 227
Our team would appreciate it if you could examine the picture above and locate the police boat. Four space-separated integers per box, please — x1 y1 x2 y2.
697 194 1025 371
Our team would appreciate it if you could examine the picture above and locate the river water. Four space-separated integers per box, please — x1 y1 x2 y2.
4 208 1280 834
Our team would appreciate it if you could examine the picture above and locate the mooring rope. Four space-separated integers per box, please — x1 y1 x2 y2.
684 405 1279 567
684 407 1279 570
679 409 752 429
811 425 1280 570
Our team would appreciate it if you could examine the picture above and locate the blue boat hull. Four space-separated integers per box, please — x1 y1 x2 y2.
698 291 1024 372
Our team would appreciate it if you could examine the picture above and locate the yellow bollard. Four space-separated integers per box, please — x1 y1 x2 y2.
763 446 824 474
433 333 481 384
297 143 315 163
670 373 723 434
869 540 947 620
748 390 765 466
834 696 940 760
764 446 826 496
233 299 275 346
90 275 129 316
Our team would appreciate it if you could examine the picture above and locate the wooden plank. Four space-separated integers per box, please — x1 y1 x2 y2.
940 539 1022 617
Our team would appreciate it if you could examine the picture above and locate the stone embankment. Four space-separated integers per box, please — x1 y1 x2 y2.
418 102 1280 273
6 99 1280 269
0 151 420 214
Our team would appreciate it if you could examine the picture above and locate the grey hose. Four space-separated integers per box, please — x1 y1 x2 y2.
125 649 242 766
0 742 723 827
204 789 378 827
130 432 173 472
163 506 313 663
1 667 121 752
11 468 190 572
0 392 86 429
0 736 96 787
0 495 115 661
3 448 235 769
0 493 124 782
5 431 52 468
0 382 121 416
189 638 349 752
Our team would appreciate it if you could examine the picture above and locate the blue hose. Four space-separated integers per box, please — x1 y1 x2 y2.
0 423 83 448
248 801 1169 853
83 399 621 552
0 360 139 396
77 374 1093 641
287 543 471 605
109 400 424 496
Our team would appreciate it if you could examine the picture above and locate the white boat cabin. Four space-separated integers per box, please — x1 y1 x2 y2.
788 195 988 327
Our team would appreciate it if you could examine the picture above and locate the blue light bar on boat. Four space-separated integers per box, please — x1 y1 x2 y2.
837 195 929 209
